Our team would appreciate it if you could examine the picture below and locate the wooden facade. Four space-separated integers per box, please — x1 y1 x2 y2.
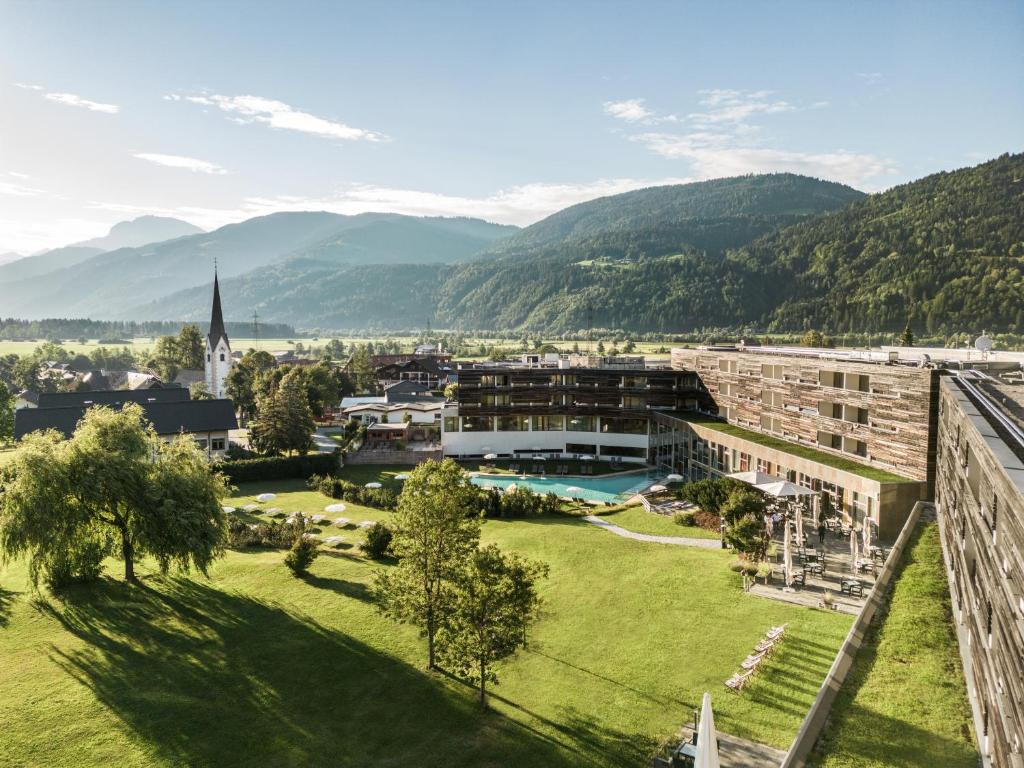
671 348 939 484
936 377 1024 767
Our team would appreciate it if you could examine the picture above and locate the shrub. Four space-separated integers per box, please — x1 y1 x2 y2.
284 536 319 575
219 453 339 484
678 477 745 516
729 558 758 575
673 510 697 527
481 487 560 518
43 536 108 589
226 517 301 549
693 509 723 531
307 474 399 510
360 522 393 559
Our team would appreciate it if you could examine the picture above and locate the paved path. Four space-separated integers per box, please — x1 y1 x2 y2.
313 429 339 454
582 515 722 549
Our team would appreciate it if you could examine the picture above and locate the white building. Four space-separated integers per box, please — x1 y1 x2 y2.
204 271 233 399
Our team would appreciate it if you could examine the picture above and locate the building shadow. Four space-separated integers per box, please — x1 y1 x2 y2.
38 576 577 768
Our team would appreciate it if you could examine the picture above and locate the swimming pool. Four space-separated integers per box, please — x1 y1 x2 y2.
470 470 662 504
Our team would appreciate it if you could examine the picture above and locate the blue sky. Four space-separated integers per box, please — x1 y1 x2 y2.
1 0 1021 252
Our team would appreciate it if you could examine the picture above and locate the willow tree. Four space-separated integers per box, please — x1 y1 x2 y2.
0 404 229 586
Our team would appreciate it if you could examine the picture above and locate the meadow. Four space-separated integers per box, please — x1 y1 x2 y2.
0 476 852 768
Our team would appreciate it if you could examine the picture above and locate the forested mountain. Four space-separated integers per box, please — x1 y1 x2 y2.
730 152 1024 334
432 174 865 331
0 212 514 319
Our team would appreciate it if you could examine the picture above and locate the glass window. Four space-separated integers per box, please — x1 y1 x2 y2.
461 415 493 432
600 445 647 458
601 417 648 434
533 415 565 431
219 353 225 362
497 415 529 431
482 393 510 407
211 437 226 451
568 415 596 432
622 375 647 388
566 442 597 454
194 437 209 449
443 416 459 433
622 395 646 409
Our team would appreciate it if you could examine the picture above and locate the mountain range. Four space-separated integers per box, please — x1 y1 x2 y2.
2 152 1021 336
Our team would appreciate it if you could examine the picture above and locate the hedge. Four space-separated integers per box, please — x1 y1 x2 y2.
218 453 339 483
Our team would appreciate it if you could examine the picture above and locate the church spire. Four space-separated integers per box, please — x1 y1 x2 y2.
208 269 228 349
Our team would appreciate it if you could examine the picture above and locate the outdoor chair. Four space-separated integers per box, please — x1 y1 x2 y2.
740 651 766 670
841 579 863 596
856 559 875 573
870 546 886 562
791 571 806 588
724 669 754 693
805 562 824 577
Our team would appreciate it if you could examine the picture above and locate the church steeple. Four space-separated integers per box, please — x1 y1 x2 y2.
204 267 232 399
208 269 228 350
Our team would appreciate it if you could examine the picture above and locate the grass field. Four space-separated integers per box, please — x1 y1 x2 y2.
0 479 852 768
813 521 978 767
595 505 721 540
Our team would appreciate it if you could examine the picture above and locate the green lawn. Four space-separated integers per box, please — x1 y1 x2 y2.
0 481 852 768
596 505 721 540
813 521 978 767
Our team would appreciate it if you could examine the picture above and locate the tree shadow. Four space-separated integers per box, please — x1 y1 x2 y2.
298 573 374 603
38 576 578 768
0 585 15 628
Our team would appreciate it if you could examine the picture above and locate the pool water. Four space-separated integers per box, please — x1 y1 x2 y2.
470 470 662 504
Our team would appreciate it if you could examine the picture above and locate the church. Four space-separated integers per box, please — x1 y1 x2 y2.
204 271 233 399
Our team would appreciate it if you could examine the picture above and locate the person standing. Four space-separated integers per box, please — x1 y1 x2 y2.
817 520 827 545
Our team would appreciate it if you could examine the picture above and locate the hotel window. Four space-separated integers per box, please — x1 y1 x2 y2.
443 416 459 433
497 415 529 431
568 415 596 432
601 445 647 458
482 393 510 407
760 364 784 379
718 358 738 374
760 414 783 433
480 374 510 387
817 430 843 450
601 417 648 435
211 437 226 451
533 415 565 431
622 375 647 388
761 389 784 407
461 415 493 432
719 382 735 397
622 395 646 409
843 437 867 457
566 442 597 455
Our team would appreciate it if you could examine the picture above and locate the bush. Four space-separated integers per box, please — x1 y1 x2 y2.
673 510 697 527
307 474 399 510
729 558 758 575
219 453 339 484
284 536 319 575
226 517 302 549
360 522 393 559
481 487 561 518
693 509 722 531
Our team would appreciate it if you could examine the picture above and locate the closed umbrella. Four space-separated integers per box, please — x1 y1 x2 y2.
694 692 721 768
783 517 793 588
795 503 804 542
850 528 859 571
862 517 873 553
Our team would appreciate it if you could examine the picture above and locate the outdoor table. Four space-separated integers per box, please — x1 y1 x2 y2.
841 579 864 596
804 548 818 562
805 562 824 577
870 546 886 562
672 741 697 767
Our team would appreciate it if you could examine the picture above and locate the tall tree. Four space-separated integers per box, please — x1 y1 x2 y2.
226 350 277 422
176 324 206 370
0 404 229 585
0 387 14 444
250 372 314 455
374 459 483 669
437 544 548 707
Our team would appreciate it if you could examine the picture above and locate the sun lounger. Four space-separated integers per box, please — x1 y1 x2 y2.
766 625 786 640
724 669 754 692
754 638 778 654
740 651 766 670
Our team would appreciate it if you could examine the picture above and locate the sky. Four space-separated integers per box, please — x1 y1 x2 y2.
0 0 1021 253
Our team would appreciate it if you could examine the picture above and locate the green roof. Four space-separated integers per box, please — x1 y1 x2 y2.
669 412 916 484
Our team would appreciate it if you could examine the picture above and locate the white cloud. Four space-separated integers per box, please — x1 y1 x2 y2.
603 99 654 123
43 92 119 114
857 72 883 83
134 153 228 175
168 92 387 142
14 82 119 113
6 171 30 179
609 88 896 190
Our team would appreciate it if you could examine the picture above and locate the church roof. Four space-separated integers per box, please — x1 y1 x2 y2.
208 272 229 350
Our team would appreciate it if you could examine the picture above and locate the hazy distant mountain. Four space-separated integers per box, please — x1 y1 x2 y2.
0 216 203 287
0 251 24 266
0 245 105 283
1 212 516 319
73 215 203 251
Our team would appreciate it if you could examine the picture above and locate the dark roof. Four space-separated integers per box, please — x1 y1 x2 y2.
37 388 189 409
16 389 38 405
208 271 229 350
81 371 110 391
15 398 238 440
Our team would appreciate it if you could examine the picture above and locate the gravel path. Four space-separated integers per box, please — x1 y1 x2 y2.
582 515 722 549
